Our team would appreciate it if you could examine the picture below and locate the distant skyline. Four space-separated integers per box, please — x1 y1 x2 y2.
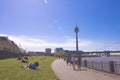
0 0 120 52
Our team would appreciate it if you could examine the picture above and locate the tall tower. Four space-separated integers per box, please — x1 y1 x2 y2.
74 25 81 70
74 25 79 52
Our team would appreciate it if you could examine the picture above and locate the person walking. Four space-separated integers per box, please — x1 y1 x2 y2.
77 56 81 70
66 56 71 65
71 56 76 70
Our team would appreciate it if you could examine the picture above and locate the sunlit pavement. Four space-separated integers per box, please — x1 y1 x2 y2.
52 59 120 80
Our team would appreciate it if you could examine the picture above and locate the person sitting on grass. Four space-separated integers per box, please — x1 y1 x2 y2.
17 56 22 60
21 62 39 70
21 58 28 63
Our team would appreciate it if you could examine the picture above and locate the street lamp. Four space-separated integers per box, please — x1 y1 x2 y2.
74 25 81 70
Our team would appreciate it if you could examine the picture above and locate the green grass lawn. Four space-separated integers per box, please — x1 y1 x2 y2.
0 56 59 80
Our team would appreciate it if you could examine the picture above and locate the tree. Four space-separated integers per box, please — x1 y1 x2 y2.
53 51 67 57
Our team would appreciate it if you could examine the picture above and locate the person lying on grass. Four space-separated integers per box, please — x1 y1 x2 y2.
21 62 39 70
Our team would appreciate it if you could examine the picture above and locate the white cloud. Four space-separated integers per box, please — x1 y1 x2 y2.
1 33 117 52
0 34 93 52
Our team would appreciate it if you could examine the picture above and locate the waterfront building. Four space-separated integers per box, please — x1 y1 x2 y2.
45 48 51 54
54 48 63 52
0 36 20 53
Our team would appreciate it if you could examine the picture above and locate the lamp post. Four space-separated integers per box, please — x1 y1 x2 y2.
74 25 81 70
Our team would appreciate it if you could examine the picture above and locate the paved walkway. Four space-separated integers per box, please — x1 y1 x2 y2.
52 59 120 80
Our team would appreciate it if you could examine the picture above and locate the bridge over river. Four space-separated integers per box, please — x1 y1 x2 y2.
64 50 120 57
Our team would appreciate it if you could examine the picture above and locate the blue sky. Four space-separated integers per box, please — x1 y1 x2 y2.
0 0 120 52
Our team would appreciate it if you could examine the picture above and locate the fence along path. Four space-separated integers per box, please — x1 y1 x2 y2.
52 59 120 80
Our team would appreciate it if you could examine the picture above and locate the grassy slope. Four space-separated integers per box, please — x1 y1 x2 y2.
0 56 59 80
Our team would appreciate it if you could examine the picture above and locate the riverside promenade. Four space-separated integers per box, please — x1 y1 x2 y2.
52 59 120 80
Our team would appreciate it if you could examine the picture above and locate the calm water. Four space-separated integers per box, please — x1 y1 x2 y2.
83 56 120 62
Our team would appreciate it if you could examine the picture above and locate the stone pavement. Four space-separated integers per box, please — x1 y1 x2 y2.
52 59 120 80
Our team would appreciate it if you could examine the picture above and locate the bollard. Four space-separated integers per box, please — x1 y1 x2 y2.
84 60 87 67
109 61 114 73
